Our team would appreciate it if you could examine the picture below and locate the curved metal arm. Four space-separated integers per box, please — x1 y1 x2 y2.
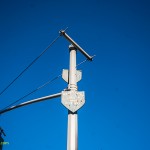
0 93 61 115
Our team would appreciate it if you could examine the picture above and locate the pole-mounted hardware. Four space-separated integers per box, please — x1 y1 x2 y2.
0 29 94 150
59 30 93 61
61 90 85 113
61 44 87 113
62 69 82 83
60 31 93 113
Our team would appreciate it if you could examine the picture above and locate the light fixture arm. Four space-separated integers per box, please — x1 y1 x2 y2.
0 93 61 115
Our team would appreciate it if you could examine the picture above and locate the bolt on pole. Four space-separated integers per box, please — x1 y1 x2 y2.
67 45 78 150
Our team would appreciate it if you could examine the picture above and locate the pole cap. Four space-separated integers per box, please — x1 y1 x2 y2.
69 44 77 50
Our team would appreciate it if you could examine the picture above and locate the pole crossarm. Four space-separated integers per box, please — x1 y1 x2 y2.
59 30 93 61
0 92 61 115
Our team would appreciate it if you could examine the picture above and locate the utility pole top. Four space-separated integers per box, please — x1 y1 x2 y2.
69 44 77 50
60 30 93 61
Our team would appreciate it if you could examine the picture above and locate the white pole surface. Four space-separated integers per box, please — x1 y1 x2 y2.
67 45 78 150
67 111 78 150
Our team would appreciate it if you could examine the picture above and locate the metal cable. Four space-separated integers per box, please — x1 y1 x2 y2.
0 53 95 114
76 59 88 68
0 56 91 112
0 74 62 111
76 55 96 68
0 35 61 97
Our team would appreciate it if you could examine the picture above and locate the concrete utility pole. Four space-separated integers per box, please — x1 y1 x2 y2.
60 30 93 150
67 45 78 150
0 30 94 150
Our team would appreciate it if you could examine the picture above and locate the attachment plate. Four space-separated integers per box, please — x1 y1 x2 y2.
61 91 85 112
62 69 82 83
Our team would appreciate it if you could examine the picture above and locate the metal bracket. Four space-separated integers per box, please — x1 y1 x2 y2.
61 91 85 112
62 69 82 83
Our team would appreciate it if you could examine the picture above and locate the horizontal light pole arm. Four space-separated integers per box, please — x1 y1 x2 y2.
0 93 61 115
59 30 93 61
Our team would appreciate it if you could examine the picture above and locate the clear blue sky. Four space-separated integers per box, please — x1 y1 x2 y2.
0 0 150 149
